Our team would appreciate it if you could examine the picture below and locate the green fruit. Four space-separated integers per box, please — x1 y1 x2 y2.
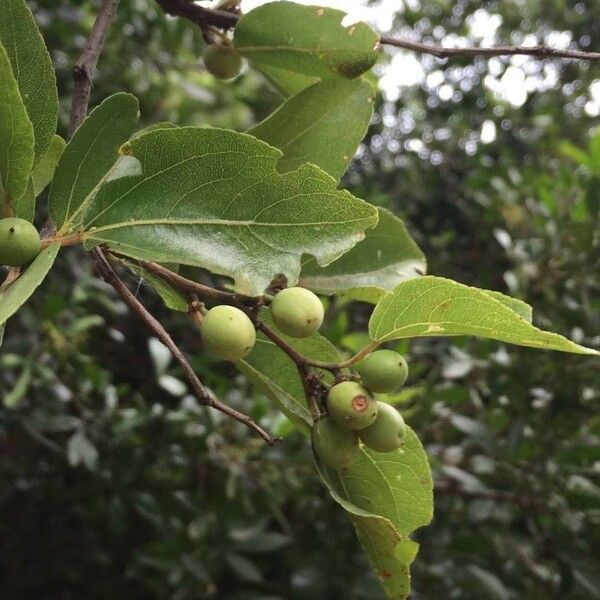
203 45 242 80
356 349 409 393
327 381 378 431
270 287 324 338
312 416 359 470
201 305 256 360
0 218 42 267
358 401 406 453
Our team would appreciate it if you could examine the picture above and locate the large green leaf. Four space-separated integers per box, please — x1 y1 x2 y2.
48 93 140 233
236 311 341 432
301 208 426 302
250 78 375 182
0 244 60 327
31 134 66 197
13 177 35 222
317 427 433 599
82 127 379 295
0 42 34 212
370 276 598 354
256 63 319 97
234 2 379 81
0 0 58 166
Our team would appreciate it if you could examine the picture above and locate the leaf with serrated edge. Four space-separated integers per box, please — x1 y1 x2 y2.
0 42 34 210
237 310 340 432
301 208 426 300
49 93 139 233
370 276 598 354
234 2 379 81
0 0 58 166
0 245 60 327
82 127 379 295
317 427 433 599
250 78 375 182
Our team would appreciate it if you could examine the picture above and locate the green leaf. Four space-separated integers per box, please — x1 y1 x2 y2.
301 208 426 302
3 360 32 408
370 276 598 355
13 177 35 222
256 63 319 97
48 93 140 233
82 127 379 295
317 427 433 599
483 290 532 323
0 244 60 327
237 311 341 432
234 2 379 81
0 41 34 210
250 78 374 181
0 0 58 166
31 134 66 197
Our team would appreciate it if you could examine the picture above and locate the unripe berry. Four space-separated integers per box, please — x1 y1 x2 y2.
270 287 324 338
327 381 378 431
203 45 242 80
358 401 406 453
356 349 408 393
0 218 42 267
200 305 256 360
312 416 359 470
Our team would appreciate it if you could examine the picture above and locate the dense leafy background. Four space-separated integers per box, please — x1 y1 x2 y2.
1 1 599 598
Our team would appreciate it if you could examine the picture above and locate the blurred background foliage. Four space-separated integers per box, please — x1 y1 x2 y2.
1 0 599 598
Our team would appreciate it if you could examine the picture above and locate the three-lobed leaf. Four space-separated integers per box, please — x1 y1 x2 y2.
370 276 598 354
317 427 433 599
234 2 379 83
49 93 140 233
250 78 375 182
0 42 34 213
82 127 378 295
0 244 60 327
0 0 58 166
301 208 427 302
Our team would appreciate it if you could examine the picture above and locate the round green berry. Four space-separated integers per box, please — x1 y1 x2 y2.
326 381 378 431
356 349 408 393
203 45 242 80
270 287 324 338
358 401 406 453
0 218 42 267
312 416 359 470
201 305 256 360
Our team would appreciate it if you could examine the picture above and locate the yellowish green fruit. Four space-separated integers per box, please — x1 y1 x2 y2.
356 349 409 393
358 401 406 452
327 381 378 431
312 416 359 470
203 45 242 80
201 305 256 360
0 218 42 267
270 287 324 338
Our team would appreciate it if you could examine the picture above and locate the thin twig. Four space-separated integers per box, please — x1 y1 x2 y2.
151 0 600 63
68 0 122 137
380 36 600 62
91 248 278 445
154 0 239 30
132 258 250 305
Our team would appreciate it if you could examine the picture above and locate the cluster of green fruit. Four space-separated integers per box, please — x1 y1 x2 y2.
0 218 42 267
199 285 408 470
313 351 408 469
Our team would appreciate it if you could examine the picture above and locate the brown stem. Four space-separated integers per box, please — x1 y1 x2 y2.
91 248 278 445
380 36 600 62
132 258 251 305
68 0 122 137
154 0 239 30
